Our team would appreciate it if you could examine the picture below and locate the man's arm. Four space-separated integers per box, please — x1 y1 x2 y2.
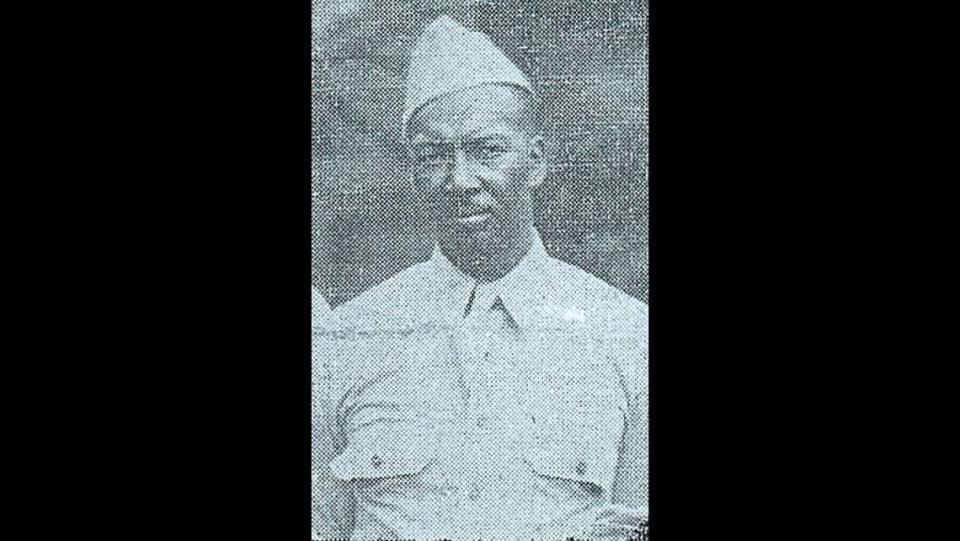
611 303 649 509
611 379 648 509
585 368 648 541
311 324 354 540
588 321 649 540
311 385 354 539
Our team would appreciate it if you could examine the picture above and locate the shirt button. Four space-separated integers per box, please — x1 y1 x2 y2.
468 487 481 501
575 460 587 476
476 415 487 428
371 454 382 468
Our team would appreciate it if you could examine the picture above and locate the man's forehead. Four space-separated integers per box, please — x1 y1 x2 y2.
407 84 529 141
409 121 521 145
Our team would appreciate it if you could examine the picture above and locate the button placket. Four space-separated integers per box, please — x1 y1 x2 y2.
460 288 499 427
457 283 517 510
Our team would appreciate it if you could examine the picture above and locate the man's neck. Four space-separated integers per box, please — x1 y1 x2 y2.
441 227 535 283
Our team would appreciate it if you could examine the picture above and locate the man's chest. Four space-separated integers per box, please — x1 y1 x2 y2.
330 327 628 497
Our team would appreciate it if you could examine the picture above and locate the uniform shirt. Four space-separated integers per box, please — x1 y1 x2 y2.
312 231 648 540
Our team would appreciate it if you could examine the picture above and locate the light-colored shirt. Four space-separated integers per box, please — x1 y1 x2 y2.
312 231 648 540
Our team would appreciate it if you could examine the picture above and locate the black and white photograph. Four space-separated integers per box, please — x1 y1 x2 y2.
312 1 648 539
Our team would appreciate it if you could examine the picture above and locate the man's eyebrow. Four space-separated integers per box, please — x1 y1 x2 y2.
464 134 511 143
409 134 445 146
409 125 516 146
463 123 519 139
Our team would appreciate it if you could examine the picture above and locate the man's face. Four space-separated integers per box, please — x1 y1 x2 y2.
406 84 545 271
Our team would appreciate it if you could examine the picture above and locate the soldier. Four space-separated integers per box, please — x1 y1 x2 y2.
313 15 648 540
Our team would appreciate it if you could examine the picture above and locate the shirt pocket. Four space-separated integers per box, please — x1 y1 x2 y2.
520 390 625 499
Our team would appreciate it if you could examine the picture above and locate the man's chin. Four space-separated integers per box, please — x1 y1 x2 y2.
445 218 496 240
439 228 497 257
448 232 494 257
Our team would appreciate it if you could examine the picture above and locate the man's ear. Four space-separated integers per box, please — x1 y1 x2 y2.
527 135 546 188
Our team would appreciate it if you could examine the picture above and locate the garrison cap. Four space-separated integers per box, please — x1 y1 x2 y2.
403 15 534 136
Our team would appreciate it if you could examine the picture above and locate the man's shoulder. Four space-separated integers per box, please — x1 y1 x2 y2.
314 261 441 392
541 255 648 332
537 255 648 399
327 261 437 332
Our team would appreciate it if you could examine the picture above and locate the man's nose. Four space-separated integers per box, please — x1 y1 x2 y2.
449 148 481 192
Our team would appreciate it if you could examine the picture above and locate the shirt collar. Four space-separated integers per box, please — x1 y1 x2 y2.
430 229 551 330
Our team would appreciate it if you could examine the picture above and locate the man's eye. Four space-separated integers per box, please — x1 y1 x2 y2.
417 152 447 164
475 144 507 158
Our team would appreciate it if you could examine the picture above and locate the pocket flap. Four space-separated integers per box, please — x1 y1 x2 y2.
523 443 615 493
329 439 433 481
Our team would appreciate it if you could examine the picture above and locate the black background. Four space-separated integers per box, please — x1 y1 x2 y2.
41 1 904 539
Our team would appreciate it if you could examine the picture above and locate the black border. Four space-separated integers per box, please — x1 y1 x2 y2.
103 2 316 538
59 1 850 538
648 1 837 537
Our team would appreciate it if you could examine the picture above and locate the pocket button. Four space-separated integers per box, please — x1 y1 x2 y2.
371 454 383 468
575 460 587 476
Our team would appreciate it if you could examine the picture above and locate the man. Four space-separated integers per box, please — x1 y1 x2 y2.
313 15 648 541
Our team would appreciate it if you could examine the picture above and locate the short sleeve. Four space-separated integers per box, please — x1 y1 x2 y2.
608 299 649 508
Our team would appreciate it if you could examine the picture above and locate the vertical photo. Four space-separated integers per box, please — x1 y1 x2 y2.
312 1 648 539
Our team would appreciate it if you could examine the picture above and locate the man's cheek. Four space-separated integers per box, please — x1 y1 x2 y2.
474 172 508 203
422 193 454 221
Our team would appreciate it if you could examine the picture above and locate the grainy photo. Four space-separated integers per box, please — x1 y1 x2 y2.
312 1 648 539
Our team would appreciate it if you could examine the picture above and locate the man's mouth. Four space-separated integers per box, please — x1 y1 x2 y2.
456 208 493 225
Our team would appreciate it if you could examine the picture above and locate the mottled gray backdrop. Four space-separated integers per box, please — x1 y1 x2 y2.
313 0 648 306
